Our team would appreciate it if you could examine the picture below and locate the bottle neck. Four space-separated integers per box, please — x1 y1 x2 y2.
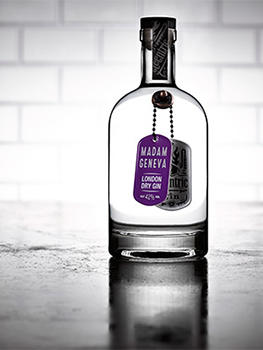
139 27 176 87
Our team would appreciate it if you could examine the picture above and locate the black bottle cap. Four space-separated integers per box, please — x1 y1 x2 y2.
140 16 176 29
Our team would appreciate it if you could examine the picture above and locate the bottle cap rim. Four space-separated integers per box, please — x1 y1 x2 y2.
140 16 176 29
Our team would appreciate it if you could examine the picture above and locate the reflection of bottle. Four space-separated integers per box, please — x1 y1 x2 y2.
109 258 208 349
108 17 208 259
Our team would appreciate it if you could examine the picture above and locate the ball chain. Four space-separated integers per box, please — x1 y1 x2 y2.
170 105 174 139
152 104 174 140
152 106 157 141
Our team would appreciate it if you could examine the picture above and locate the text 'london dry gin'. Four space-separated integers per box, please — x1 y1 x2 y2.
108 17 208 260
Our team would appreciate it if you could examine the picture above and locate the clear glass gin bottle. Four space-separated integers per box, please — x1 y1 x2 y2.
108 17 208 260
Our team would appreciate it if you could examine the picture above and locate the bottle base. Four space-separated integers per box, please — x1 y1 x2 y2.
109 219 208 261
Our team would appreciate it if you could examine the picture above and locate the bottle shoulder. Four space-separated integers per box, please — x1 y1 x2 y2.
110 85 207 120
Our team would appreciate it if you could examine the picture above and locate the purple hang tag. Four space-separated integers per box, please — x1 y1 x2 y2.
134 134 172 206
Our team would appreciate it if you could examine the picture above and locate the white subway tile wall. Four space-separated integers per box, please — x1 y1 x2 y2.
0 1 57 23
0 67 58 101
24 28 97 62
222 0 263 24
0 0 262 202
0 28 18 61
64 0 137 23
180 29 256 64
0 106 18 141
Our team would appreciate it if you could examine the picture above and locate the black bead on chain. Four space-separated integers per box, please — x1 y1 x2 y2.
152 105 157 141
170 105 174 139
